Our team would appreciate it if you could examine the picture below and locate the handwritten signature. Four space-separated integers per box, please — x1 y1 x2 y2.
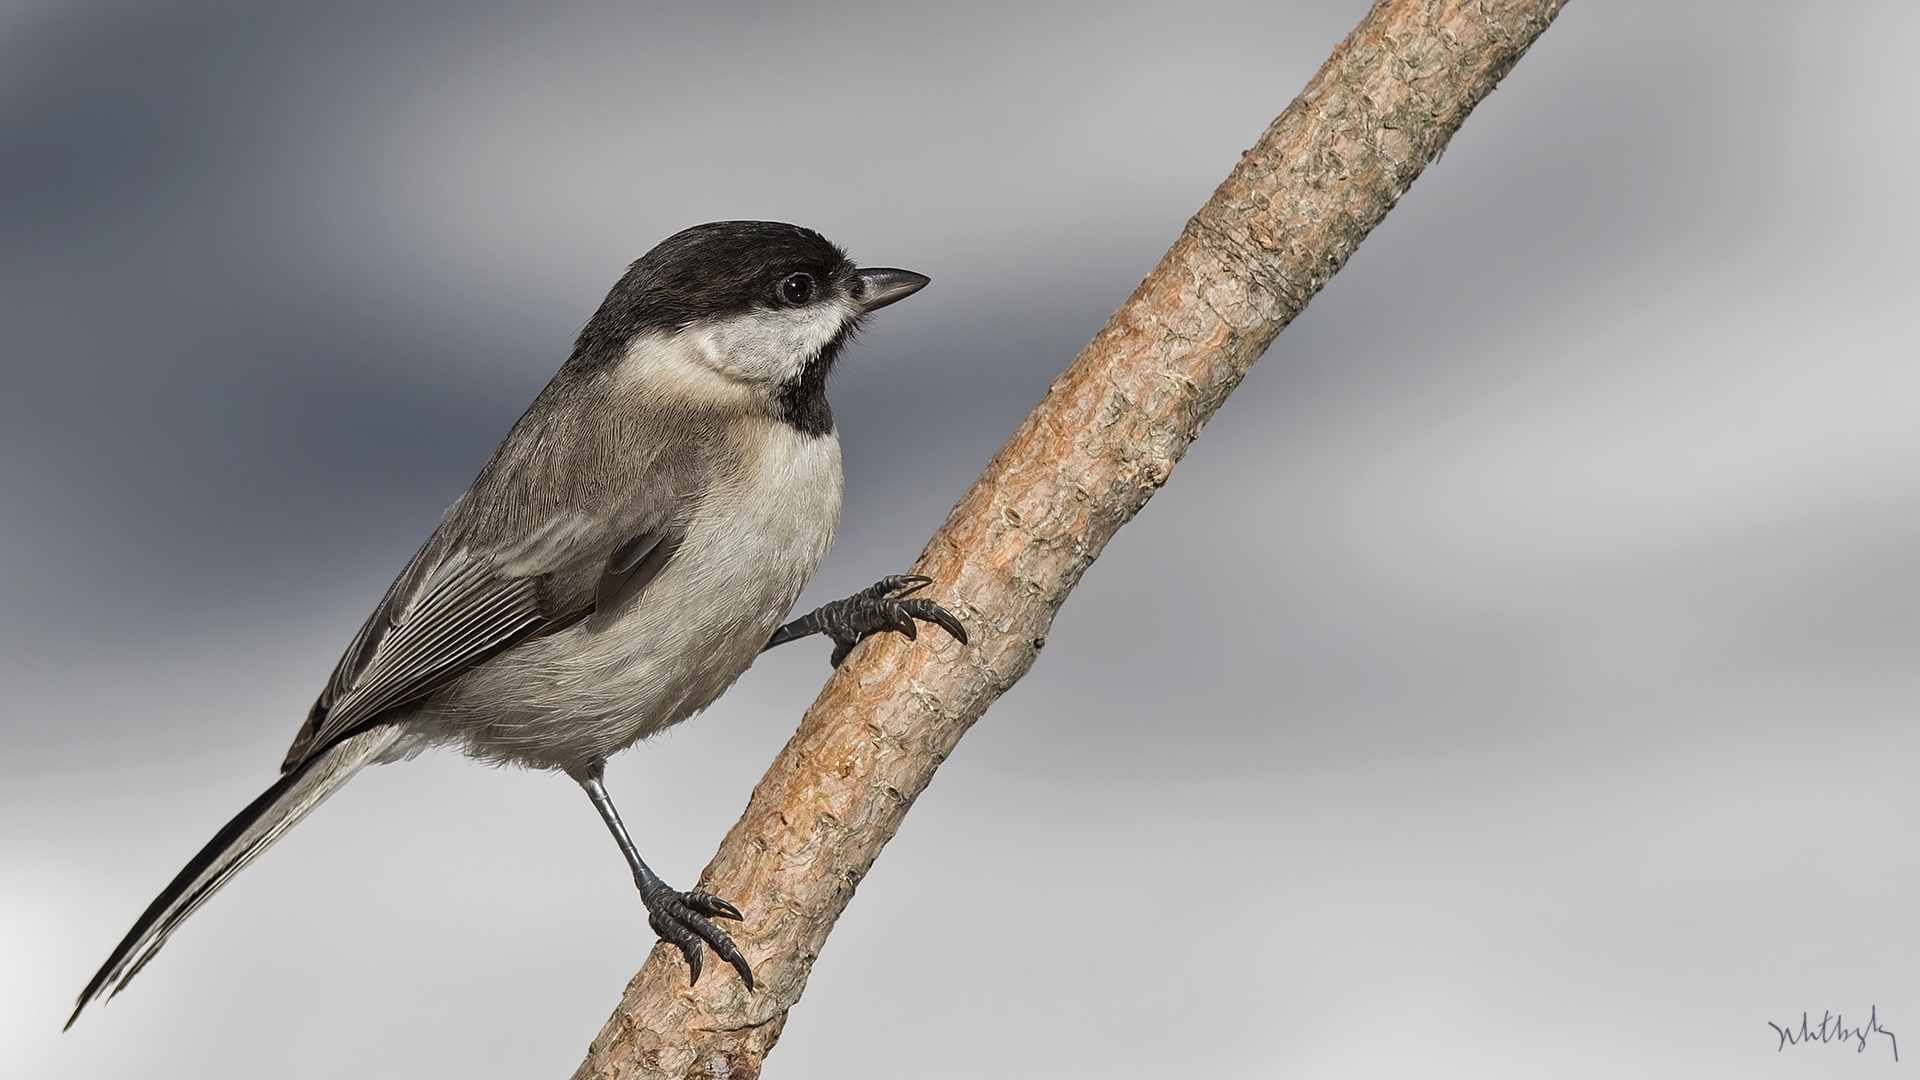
1769 1007 1898 1062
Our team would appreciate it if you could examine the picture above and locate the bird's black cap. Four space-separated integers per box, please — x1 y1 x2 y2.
571 221 856 370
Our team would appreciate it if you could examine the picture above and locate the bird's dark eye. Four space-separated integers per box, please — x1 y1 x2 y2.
779 273 815 305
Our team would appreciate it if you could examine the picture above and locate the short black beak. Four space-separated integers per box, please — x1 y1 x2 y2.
853 268 930 313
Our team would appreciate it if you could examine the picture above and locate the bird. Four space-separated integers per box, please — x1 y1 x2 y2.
68 220 965 1028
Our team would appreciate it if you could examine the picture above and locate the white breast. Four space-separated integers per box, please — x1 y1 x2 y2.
412 424 843 771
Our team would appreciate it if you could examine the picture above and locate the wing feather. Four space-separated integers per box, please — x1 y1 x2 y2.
282 509 687 773
281 549 551 769
280 374 716 773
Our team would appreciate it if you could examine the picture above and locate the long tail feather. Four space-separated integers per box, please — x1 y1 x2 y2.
67 725 401 1029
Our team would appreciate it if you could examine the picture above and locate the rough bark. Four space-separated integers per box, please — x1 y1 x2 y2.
573 1 1567 1076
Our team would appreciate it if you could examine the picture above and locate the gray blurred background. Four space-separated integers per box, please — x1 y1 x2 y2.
4 1 1916 1076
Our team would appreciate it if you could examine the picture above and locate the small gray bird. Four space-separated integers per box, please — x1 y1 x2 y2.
68 221 963 1027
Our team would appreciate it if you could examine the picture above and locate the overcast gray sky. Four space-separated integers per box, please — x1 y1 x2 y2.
4 1 1917 1077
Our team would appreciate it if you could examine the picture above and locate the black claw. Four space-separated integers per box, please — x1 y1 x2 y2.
898 598 968 645
768 573 969 668
878 574 932 598
643 886 754 990
685 890 744 922
712 933 756 990
649 906 707 984
764 572 967 664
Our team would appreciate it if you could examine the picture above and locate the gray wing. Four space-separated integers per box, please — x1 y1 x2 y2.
280 498 686 774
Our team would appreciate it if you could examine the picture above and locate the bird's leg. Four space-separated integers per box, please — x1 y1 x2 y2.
570 761 753 989
764 574 967 667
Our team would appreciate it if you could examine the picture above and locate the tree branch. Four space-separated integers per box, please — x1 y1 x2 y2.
573 1 1567 1075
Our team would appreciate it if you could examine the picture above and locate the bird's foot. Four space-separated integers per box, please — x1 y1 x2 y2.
766 574 968 667
642 883 754 988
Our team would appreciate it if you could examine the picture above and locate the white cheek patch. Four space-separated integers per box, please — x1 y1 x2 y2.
612 332 760 411
688 300 859 387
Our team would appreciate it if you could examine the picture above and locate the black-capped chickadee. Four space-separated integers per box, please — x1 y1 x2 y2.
69 221 964 1027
